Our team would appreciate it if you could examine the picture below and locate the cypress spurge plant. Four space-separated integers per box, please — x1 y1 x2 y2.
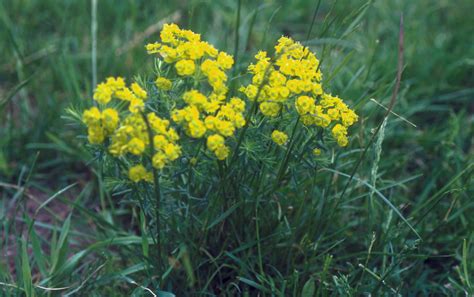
76 23 358 294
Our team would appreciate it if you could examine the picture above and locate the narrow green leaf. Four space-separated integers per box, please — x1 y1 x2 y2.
237 277 269 292
302 277 316 297
34 184 77 217
206 202 241 230
26 216 47 277
21 240 35 297
139 210 149 258
51 213 72 273
157 291 176 297
463 239 472 289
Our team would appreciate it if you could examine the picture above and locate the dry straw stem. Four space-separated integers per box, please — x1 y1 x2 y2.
370 98 416 128
115 11 182 56
91 0 97 89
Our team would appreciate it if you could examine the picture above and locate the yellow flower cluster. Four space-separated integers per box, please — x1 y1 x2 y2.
82 107 119 144
83 77 182 182
147 23 245 160
108 113 148 156
145 23 233 90
148 113 181 169
92 77 148 113
240 37 358 147
171 91 246 160
295 93 358 146
106 111 181 171
146 23 234 98
83 76 148 147
83 25 360 185
239 38 322 109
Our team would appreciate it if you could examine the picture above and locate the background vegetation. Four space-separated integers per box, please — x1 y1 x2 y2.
1 0 473 295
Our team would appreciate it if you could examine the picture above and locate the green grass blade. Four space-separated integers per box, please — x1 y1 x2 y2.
21 239 35 297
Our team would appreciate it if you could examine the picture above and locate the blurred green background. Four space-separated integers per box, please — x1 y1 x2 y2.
1 0 473 295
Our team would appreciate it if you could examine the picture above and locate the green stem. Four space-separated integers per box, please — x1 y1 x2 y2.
228 97 259 168
141 112 163 277
275 115 301 186
152 163 162 274
255 193 264 275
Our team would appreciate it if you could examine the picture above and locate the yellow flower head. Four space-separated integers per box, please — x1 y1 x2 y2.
93 83 113 105
331 124 349 147
175 59 196 76
295 96 315 115
145 42 161 54
127 137 146 155
101 108 120 133
206 134 225 152
187 119 207 138
152 153 167 169
163 143 181 161
155 77 172 91
131 82 147 100
129 165 153 183
214 145 230 160
87 126 105 144
271 130 288 146
216 52 234 70
83 107 102 127
259 102 280 117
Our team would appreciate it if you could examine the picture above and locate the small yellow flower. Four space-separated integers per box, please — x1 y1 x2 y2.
101 108 120 133
175 59 195 76
259 102 280 117
313 148 321 156
229 97 246 113
187 119 207 138
214 120 235 137
183 90 207 109
214 145 230 160
206 134 225 151
145 42 161 54
129 165 153 183
271 130 288 146
83 107 102 126
331 124 349 147
216 52 234 70
131 82 147 100
152 153 167 169
128 98 144 113
312 83 323 96
295 96 315 115
155 77 172 91
87 126 105 144
115 87 135 102
153 135 169 150
127 137 146 155
163 143 181 161
93 83 113 105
